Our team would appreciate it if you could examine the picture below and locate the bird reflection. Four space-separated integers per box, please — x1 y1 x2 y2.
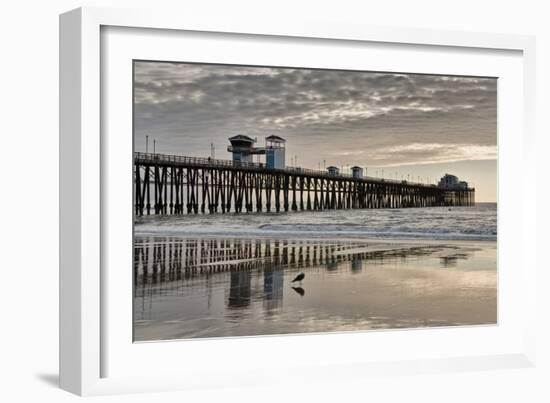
292 286 305 297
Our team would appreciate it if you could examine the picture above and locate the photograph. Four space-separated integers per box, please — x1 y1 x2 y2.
132 61 497 342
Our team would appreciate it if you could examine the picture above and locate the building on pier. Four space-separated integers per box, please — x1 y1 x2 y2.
351 166 364 179
227 135 262 164
228 134 286 169
265 135 286 169
327 166 339 176
438 173 469 190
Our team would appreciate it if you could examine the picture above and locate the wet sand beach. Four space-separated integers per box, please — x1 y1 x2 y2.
133 236 496 341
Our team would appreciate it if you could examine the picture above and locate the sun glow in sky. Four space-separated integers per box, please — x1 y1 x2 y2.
134 62 497 202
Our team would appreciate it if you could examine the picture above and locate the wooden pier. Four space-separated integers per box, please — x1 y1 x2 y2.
134 152 475 216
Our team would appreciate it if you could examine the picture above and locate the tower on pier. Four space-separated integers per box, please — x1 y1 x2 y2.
265 135 286 169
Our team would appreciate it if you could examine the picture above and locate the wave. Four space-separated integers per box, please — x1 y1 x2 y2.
135 223 496 241
134 205 497 241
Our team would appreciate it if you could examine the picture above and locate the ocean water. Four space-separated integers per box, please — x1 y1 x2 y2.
134 202 496 241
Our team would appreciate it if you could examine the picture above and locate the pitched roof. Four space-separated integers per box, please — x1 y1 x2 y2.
265 135 286 142
228 134 255 143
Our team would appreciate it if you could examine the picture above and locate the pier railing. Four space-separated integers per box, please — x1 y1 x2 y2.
134 152 436 187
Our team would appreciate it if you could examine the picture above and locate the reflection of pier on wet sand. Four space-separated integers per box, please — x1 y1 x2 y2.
134 237 455 286
133 237 496 340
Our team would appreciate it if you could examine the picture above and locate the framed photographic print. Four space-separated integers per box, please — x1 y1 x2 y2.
132 60 492 342
60 7 537 396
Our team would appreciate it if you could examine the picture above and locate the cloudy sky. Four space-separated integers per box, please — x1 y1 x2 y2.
134 61 497 202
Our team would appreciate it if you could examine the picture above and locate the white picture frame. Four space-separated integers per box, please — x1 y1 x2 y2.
59 6 537 396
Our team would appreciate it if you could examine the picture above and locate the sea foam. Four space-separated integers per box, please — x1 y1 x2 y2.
135 203 497 241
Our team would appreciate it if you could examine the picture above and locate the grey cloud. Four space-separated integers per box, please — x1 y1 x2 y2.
134 61 496 172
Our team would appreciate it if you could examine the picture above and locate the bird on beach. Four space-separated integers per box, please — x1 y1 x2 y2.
291 272 305 284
